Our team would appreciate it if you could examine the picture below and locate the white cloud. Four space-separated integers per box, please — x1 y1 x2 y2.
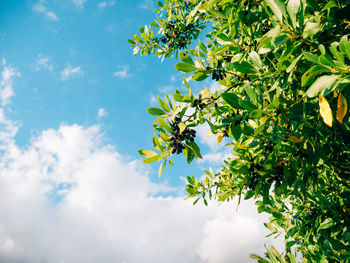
150 93 157 106
158 84 175 93
0 60 20 106
0 123 282 263
98 0 115 9
73 0 87 9
97 108 107 118
33 0 59 21
199 149 232 165
35 54 54 72
60 64 84 81
196 123 221 152
139 0 154 10
113 65 130 78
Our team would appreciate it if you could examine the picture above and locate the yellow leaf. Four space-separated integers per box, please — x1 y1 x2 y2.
319 95 333 127
238 144 248 149
288 136 303 143
336 93 347 123
216 133 224 143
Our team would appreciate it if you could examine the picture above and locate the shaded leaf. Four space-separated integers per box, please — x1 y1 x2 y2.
336 93 347 123
221 93 242 109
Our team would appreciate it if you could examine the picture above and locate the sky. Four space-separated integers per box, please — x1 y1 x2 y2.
0 1 283 262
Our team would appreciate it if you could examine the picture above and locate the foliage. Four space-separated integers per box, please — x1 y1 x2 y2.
129 0 350 262
250 246 299 263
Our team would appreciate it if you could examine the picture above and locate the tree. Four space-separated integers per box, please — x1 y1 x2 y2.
128 0 350 261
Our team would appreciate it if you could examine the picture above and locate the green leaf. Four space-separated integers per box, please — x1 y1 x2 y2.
126 39 136 44
339 35 350 61
303 22 323 38
179 53 194 65
301 65 328 87
133 33 143 43
185 146 195 164
143 155 160 164
187 141 202 159
198 39 207 54
318 218 334 231
249 51 263 68
158 118 173 133
173 93 183 102
221 93 242 109
138 149 158 158
147 107 166 116
174 62 196 73
149 22 159 27
232 62 257 74
231 124 242 141
208 9 227 19
306 75 338 98
239 100 258 112
157 96 170 112
286 54 302 73
254 121 266 136
303 52 319 64
250 109 265 119
192 71 209 81
158 160 166 177
287 0 300 28
265 0 287 22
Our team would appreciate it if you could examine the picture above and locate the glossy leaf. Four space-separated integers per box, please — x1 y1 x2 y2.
306 75 338 98
147 107 166 116
174 62 196 73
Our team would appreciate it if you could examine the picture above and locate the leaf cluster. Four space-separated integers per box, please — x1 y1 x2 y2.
130 0 350 262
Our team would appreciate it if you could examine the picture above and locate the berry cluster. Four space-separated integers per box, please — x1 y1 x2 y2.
159 21 198 50
224 50 232 62
262 20 272 34
237 73 250 82
223 124 230 137
183 1 193 11
191 98 206 109
212 69 226 81
170 116 196 154
248 163 263 190
248 172 260 190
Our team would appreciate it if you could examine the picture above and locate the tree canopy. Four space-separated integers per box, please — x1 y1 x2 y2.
129 0 350 262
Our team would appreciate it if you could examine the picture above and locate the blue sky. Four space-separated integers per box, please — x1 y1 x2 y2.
0 1 283 262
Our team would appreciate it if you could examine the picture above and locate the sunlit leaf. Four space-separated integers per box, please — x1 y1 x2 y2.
216 133 224 143
319 95 333 127
138 149 158 158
